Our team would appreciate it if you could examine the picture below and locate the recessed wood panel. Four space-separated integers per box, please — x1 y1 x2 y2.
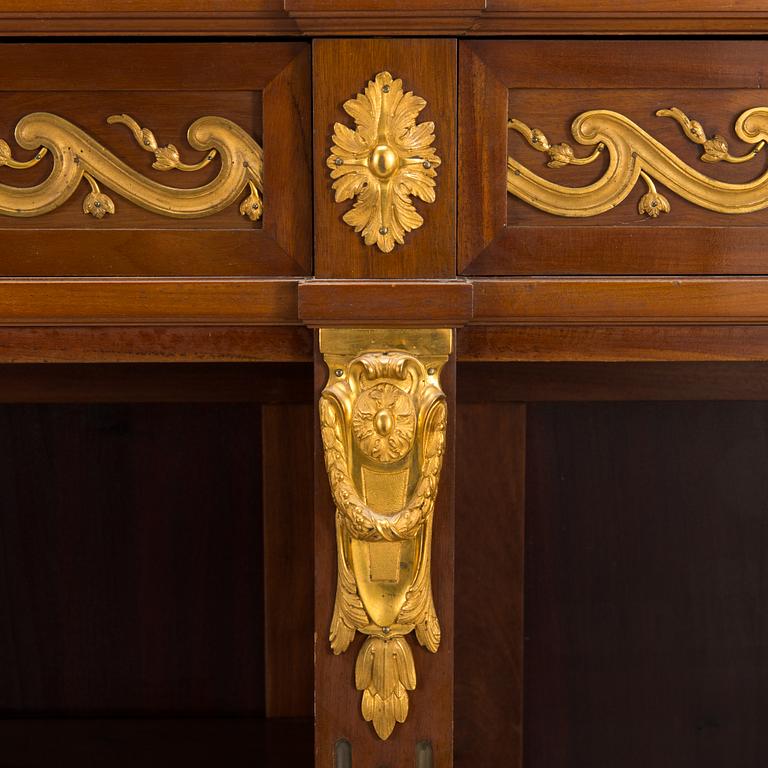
0 402 266 713
460 41 768 275
0 43 311 276
525 401 768 768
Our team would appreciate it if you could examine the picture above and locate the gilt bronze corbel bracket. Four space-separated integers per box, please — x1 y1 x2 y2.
319 328 450 740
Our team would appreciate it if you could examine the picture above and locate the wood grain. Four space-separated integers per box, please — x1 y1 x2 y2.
262 404 314 718
0 327 312 363
314 334 455 767
525 401 768 767
0 402 266 713
0 43 311 276
313 38 457 278
458 326 768 362
458 361 768 402
473 279 768 325
3 2 768 36
299 280 473 326
455 403 524 768
460 41 768 276
0 279 299 325
0 363 312 403
286 0 483 34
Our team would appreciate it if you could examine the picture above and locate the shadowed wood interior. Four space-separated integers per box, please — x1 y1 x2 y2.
525 401 768 768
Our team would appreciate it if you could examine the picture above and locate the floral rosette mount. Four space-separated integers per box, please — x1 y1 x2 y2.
328 71 441 253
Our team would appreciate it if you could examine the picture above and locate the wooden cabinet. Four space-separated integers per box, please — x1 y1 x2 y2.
0 6 767 768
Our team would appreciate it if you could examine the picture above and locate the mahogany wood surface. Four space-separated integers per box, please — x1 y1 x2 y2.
458 362 768 402
525 401 768 767
473 279 768 325
3 2 768 36
314 335 456 768
262 404 314 719
458 326 768 362
1 16 767 768
0 279 299 325
0 363 312 403
299 280 473 327
8 325 768 364
0 43 311 277
0 402 267 714
455 403 524 768
0 326 312 364
313 38 457 278
460 41 768 276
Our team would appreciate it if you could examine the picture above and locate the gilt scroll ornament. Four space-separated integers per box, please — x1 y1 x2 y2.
507 107 768 218
0 112 263 220
327 72 440 252
319 329 450 740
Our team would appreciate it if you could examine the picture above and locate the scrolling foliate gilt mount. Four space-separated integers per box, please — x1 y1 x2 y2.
0 112 263 220
507 106 768 218
320 329 450 740
327 72 440 252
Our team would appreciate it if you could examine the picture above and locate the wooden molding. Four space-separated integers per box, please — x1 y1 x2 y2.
473 278 768 326
3 2 768 36
0 279 300 326
299 280 473 327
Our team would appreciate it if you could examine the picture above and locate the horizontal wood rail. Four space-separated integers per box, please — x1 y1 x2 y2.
2 1 768 35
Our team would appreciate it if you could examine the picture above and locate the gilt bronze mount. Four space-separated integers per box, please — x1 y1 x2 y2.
319 328 450 740
0 112 263 220
327 72 441 252
507 106 768 219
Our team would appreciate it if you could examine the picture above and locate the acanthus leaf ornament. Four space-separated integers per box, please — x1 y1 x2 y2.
507 107 768 219
320 328 450 740
0 112 263 221
327 72 441 253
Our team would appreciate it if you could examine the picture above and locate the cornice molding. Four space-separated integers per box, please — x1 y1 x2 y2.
3 1 768 36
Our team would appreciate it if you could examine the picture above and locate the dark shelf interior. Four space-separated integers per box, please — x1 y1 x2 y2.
0 717 313 767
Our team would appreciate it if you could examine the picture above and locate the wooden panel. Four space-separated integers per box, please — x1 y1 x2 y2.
314 337 456 767
455 403 524 768
0 326 312 364
458 326 768 363
525 401 768 768
299 280 473 326
460 41 768 275
0 403 265 713
313 38 457 278
473 279 768 325
0 363 312 403
475 2 768 35
0 278 298 325
4 2 768 37
0 43 311 276
286 0 483 34
262 404 314 718
458 362 768 402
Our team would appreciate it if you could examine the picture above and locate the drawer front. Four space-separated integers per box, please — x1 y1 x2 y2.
460 41 768 276
0 43 311 276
